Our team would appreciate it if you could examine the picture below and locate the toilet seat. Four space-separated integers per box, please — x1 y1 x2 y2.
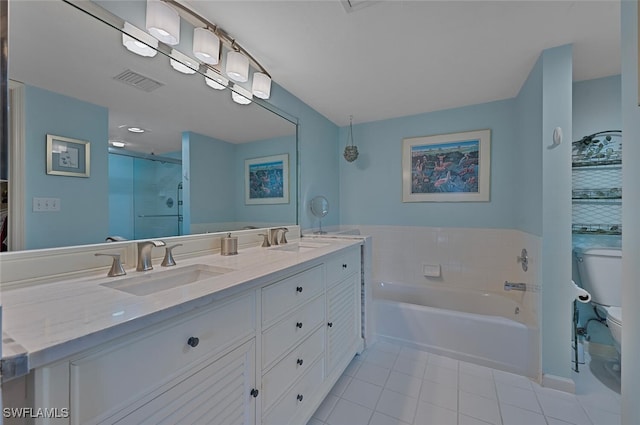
606 306 622 326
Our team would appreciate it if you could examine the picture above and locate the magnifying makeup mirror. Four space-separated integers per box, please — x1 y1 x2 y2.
310 196 329 234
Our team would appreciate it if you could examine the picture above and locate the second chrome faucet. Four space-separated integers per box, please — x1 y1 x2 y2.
136 240 166 271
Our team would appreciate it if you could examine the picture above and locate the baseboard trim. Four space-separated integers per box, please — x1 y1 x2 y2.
542 373 576 393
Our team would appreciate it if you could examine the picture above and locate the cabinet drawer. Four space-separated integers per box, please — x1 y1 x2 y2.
262 295 325 368
262 265 324 325
262 326 325 411
325 247 360 287
70 292 256 425
263 357 324 425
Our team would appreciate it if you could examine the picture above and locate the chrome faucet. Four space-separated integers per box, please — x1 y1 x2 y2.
136 240 165 271
269 227 289 246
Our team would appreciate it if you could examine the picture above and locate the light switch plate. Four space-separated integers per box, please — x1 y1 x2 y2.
33 197 61 212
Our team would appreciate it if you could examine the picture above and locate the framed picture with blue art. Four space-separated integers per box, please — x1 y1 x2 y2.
46 134 90 178
245 153 289 205
402 129 491 202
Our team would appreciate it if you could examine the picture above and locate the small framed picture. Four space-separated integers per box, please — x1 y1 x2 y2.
46 134 90 178
402 129 491 202
245 154 289 205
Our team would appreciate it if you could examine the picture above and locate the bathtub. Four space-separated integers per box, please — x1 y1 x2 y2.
373 281 539 378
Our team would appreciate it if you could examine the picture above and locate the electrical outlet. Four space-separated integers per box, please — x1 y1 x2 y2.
33 197 61 212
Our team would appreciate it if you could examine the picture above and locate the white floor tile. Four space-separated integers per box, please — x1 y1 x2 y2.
369 412 411 425
326 399 373 425
537 392 593 424
460 361 494 379
500 404 547 425
343 355 364 377
419 381 458 411
371 341 402 355
459 373 497 400
330 375 352 397
375 389 419 424
424 364 458 388
458 414 496 425
313 394 339 422
581 404 621 425
398 346 429 362
576 389 621 415
459 391 502 425
366 349 399 369
341 378 383 410
495 382 541 413
307 418 325 425
545 418 578 425
428 354 459 370
393 357 427 378
355 361 391 387
492 369 533 390
413 400 457 425
385 371 423 398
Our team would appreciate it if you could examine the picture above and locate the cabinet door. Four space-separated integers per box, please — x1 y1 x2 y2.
326 273 360 374
110 340 256 425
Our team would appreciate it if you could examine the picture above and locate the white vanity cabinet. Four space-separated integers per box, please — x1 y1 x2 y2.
27 243 363 425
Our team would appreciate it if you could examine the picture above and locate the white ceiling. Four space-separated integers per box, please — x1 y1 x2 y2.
185 0 621 127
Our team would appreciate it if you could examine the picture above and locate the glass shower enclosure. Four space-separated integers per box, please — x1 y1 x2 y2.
108 149 183 241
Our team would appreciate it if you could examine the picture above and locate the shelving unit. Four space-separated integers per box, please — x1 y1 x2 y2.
571 131 622 236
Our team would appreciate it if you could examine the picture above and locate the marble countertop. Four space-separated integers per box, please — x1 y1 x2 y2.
1 238 361 373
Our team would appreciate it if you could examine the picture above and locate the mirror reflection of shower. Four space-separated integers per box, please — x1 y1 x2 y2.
108 149 183 240
310 195 329 234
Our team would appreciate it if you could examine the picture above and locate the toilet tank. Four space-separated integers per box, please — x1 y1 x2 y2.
575 248 622 307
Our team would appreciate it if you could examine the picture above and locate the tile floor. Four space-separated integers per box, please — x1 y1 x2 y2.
309 341 621 425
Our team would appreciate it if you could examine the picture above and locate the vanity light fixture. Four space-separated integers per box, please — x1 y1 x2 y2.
252 72 271 99
205 69 228 90
122 22 158 57
170 49 199 74
231 84 253 105
146 0 180 45
193 27 220 65
226 49 249 82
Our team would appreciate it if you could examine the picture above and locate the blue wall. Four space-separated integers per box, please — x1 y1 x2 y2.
573 75 621 138
182 131 236 230
24 85 109 249
620 0 640 422
108 154 135 240
338 99 518 229
266 83 340 230
234 135 297 225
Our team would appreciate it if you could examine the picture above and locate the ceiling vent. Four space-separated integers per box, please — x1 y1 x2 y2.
341 0 379 13
113 69 164 93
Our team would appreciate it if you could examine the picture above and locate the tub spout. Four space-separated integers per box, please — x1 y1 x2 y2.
504 281 527 292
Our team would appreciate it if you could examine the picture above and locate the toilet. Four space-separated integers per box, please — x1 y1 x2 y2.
575 247 623 355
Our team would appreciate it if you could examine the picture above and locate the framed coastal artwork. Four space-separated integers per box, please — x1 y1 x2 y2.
402 129 491 202
46 134 90 178
245 153 289 205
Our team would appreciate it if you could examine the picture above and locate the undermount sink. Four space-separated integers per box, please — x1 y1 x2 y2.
271 241 330 253
100 264 234 296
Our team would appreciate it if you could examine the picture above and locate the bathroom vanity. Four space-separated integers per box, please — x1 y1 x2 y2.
0 231 364 425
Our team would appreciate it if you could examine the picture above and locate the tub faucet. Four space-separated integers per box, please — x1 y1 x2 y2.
136 240 165 271
504 281 527 292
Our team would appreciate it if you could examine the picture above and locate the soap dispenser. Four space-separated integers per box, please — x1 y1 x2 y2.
220 233 238 256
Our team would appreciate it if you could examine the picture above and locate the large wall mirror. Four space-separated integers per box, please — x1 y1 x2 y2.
5 0 298 251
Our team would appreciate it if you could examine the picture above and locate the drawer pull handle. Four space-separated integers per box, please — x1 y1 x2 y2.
327 322 333 328
187 336 200 348
297 394 304 402
296 286 303 293
250 388 259 398
297 358 304 366
342 264 348 269
296 322 303 329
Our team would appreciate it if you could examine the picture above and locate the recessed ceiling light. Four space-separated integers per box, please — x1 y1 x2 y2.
111 141 126 148
128 127 145 133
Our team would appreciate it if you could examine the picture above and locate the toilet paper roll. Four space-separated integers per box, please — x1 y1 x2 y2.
571 280 592 303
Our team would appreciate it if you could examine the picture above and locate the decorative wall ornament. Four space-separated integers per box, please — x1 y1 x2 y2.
343 115 359 162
